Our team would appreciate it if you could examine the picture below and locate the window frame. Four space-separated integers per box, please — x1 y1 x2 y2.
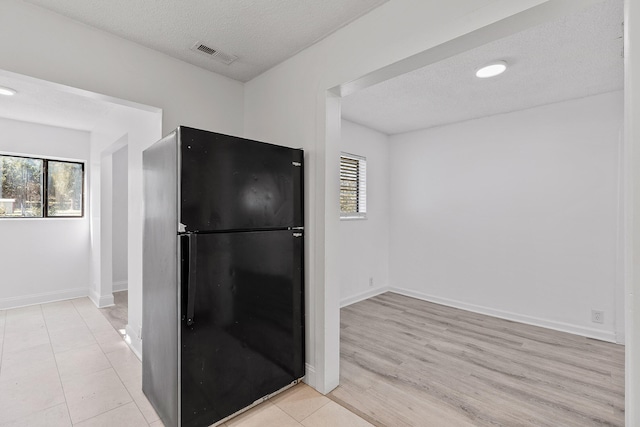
0 153 85 219
340 152 367 220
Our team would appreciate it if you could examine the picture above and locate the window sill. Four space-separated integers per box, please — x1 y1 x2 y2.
340 215 367 221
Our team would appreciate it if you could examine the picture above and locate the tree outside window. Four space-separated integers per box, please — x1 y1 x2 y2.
0 155 84 218
0 156 43 217
47 161 83 217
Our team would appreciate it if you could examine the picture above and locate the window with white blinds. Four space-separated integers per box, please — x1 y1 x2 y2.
340 153 366 219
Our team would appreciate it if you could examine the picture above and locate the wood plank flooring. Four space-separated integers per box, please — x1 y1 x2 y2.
329 292 624 427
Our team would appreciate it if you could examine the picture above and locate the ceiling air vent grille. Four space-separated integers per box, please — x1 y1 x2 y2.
197 44 216 55
190 42 238 65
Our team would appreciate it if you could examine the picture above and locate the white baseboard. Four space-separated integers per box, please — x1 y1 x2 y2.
340 286 390 308
389 287 617 343
0 287 89 310
113 281 128 292
125 324 142 361
89 289 115 308
303 363 338 395
304 363 316 388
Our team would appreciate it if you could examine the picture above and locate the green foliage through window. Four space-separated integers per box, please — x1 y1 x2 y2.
0 155 84 218
340 153 366 218
47 161 83 217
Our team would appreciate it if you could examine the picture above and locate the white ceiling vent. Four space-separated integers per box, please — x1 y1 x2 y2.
190 42 238 65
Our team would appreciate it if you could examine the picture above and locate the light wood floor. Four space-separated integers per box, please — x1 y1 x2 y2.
329 292 624 427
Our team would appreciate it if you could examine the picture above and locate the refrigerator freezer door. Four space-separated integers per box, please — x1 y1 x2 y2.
179 127 303 232
180 230 304 427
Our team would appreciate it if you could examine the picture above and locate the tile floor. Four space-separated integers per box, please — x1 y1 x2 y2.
99 291 128 335
0 298 373 427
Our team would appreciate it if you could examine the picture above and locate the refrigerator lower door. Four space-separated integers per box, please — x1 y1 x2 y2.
180 230 304 427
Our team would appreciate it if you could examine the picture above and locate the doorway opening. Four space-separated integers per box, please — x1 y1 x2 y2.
0 68 162 358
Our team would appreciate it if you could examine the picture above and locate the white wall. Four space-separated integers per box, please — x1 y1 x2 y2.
624 0 640 422
339 120 389 306
112 145 128 291
0 0 246 358
0 117 90 309
388 91 624 341
0 1 244 135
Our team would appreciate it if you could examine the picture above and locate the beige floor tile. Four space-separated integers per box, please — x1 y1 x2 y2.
1 327 50 355
106 347 142 384
82 313 115 334
6 323 48 341
71 300 102 322
4 307 45 326
54 343 111 380
149 420 165 427
0 367 65 424
92 327 129 354
5 305 42 320
226 402 300 427
44 310 84 334
73 402 147 427
77 306 117 332
48 324 97 354
300 401 373 427
123 378 160 423
61 367 132 424
41 301 79 319
0 403 71 427
4 321 48 338
0 309 6 331
271 384 330 422
0 342 57 383
123 370 142 390
71 297 95 310
41 300 76 314
44 318 82 335
4 308 45 335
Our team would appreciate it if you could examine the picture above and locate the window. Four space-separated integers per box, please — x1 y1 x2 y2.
0 155 84 218
340 153 366 219
46 161 84 217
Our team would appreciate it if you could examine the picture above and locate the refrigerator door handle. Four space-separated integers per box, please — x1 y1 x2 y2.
186 234 198 326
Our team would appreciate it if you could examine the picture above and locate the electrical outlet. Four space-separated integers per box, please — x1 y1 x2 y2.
591 310 604 324
369 277 374 287
138 325 143 340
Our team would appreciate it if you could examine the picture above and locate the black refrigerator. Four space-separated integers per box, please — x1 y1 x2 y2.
142 126 305 427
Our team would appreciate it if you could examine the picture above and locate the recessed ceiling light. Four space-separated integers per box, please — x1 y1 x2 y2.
0 86 17 96
475 61 507 79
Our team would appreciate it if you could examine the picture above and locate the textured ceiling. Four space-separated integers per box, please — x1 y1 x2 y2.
3 0 623 135
341 0 624 135
0 72 118 131
22 0 388 82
